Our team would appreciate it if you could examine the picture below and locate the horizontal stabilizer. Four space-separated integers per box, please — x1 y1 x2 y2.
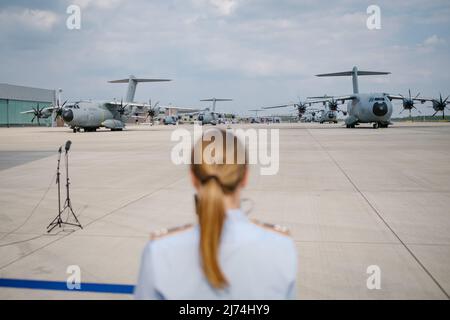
108 75 172 103
200 98 233 102
315 66 390 94
316 71 390 77
200 98 232 111
108 78 171 83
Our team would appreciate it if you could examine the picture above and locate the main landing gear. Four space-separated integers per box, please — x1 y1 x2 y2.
373 122 389 129
71 127 98 133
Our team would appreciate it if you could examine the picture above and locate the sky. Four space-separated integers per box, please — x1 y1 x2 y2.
0 0 449 116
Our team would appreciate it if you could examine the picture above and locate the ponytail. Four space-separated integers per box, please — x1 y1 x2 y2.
191 128 247 289
196 179 228 289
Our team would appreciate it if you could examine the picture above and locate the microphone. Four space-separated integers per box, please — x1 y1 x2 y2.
65 140 72 152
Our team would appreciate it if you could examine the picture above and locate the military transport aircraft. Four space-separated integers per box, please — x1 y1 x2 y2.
305 66 398 128
263 66 445 128
306 95 348 124
307 66 449 128
186 98 233 125
21 75 193 132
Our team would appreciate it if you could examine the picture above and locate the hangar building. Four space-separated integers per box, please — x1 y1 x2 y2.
0 83 56 127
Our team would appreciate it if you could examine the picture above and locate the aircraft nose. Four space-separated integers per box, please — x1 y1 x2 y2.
373 102 388 116
62 109 74 122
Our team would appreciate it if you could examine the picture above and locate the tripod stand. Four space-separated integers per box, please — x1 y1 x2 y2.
47 141 83 233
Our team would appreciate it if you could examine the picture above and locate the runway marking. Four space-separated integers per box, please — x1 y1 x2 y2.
306 128 450 300
0 278 134 294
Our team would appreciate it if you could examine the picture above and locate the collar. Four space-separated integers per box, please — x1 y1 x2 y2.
225 208 248 222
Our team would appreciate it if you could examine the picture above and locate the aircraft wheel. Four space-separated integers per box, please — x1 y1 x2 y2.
73 128 77 133
373 123 379 129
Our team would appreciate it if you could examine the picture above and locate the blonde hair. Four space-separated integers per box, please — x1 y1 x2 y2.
191 129 247 289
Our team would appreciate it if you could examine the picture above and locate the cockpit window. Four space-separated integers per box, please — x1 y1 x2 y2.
369 97 386 102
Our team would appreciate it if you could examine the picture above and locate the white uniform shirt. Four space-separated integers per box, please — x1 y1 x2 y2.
134 209 297 299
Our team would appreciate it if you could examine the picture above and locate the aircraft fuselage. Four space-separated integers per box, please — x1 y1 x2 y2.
319 110 338 123
345 93 393 127
198 111 218 125
62 101 125 131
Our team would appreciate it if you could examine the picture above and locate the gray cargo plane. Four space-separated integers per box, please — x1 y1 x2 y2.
187 98 232 125
306 95 348 124
307 66 444 128
306 66 399 128
21 75 179 132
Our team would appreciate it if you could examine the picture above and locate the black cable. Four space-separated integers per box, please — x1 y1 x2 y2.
0 229 71 248
0 171 56 242
0 235 45 248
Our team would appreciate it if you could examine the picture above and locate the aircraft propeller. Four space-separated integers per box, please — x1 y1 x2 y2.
398 89 421 119
294 101 308 117
431 93 449 119
54 100 68 121
117 99 129 116
145 99 161 122
320 96 347 115
29 103 44 126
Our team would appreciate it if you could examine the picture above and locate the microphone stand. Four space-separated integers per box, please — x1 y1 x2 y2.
47 142 83 233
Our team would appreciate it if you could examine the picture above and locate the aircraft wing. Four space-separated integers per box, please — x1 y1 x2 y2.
262 104 296 110
20 106 56 114
306 95 356 104
105 102 200 113
161 106 201 114
20 109 39 114
385 94 435 104
106 101 149 108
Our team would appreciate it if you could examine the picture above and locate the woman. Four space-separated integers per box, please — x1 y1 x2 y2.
135 128 297 299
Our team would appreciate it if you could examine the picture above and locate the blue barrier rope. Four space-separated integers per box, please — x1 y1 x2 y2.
0 278 134 294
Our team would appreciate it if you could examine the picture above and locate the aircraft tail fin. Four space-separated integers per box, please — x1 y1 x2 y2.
108 75 171 102
200 98 232 111
316 66 390 94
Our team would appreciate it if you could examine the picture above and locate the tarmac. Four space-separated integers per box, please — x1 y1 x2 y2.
0 121 449 299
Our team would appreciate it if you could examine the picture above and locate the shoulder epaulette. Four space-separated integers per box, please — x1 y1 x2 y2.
250 219 291 237
150 223 193 240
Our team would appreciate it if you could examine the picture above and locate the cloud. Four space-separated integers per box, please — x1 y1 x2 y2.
72 0 124 10
0 0 449 116
192 0 242 16
0 8 59 31
422 34 446 47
